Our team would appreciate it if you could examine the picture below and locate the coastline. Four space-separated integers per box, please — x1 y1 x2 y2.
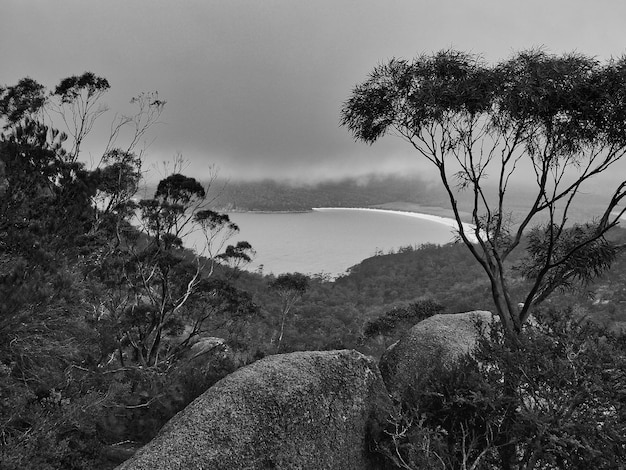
226 209 311 214
368 201 473 222
312 205 476 239
225 202 479 242
226 201 472 221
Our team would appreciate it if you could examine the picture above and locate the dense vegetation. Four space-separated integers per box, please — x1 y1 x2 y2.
375 308 626 469
343 49 626 468
2 68 626 469
0 74 264 469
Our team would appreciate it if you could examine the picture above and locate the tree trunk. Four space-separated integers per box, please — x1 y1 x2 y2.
485 274 523 470
276 312 287 353
148 326 163 367
488 270 521 337
498 332 523 470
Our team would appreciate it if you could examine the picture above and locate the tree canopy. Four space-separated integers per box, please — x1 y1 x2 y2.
0 73 258 468
341 49 626 338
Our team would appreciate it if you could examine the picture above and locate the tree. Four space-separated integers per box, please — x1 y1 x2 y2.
52 72 110 160
0 73 256 467
0 77 47 126
341 49 626 340
269 272 309 352
89 148 143 239
341 49 626 469
92 164 257 371
0 79 124 470
217 241 256 274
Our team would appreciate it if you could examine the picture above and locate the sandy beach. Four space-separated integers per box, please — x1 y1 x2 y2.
312 206 478 242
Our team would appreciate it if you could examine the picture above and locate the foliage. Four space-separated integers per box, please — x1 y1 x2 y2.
516 223 619 303
51 72 111 159
0 77 47 125
363 299 444 338
53 72 110 103
269 272 309 296
0 73 257 469
375 308 626 469
342 49 626 338
337 242 497 313
89 173 255 370
4 64 626 469
216 241 256 271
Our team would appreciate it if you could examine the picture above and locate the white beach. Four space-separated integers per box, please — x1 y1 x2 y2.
312 207 478 243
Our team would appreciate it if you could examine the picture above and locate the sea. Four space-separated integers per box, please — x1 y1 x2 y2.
184 208 468 278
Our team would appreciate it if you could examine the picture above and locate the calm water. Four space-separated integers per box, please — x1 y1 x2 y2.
185 208 461 277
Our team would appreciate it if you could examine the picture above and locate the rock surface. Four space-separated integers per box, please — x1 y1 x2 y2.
116 349 389 470
188 336 228 359
379 310 494 398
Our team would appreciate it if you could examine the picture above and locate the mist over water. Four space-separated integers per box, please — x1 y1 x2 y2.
186 208 461 277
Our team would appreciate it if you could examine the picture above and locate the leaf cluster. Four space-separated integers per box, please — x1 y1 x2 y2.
342 49 626 151
269 272 310 295
517 222 619 301
53 72 110 104
0 78 47 125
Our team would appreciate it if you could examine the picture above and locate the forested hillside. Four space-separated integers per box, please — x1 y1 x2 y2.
0 74 263 469
230 229 626 358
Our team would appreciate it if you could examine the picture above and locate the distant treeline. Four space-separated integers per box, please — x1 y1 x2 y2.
207 175 614 225
210 174 449 211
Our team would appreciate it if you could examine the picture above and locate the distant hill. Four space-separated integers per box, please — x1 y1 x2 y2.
205 174 616 227
208 174 450 212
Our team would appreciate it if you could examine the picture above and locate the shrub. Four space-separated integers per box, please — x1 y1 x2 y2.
375 308 626 469
364 299 444 338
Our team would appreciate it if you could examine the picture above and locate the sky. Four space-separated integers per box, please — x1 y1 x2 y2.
3 1 626 184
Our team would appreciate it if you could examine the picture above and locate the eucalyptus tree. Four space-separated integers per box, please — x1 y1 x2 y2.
269 272 309 352
95 168 255 370
217 241 256 275
1 73 253 370
0 77 47 126
341 49 626 340
52 71 111 160
0 73 255 465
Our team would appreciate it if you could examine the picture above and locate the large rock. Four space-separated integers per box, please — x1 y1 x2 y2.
379 311 494 398
117 349 390 470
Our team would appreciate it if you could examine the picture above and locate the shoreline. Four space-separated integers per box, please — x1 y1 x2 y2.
368 201 473 222
226 201 472 221
312 206 476 239
226 209 311 214
225 203 479 242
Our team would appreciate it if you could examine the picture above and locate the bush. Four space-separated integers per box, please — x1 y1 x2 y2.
363 299 444 338
374 308 626 469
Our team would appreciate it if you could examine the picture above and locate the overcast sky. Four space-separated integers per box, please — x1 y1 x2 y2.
3 1 626 183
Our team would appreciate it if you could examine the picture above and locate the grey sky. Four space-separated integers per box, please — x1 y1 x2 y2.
3 1 626 183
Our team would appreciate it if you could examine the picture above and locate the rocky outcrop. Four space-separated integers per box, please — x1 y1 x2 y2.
116 349 390 470
379 310 494 398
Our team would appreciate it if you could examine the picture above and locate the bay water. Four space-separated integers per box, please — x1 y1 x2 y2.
185 208 463 277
